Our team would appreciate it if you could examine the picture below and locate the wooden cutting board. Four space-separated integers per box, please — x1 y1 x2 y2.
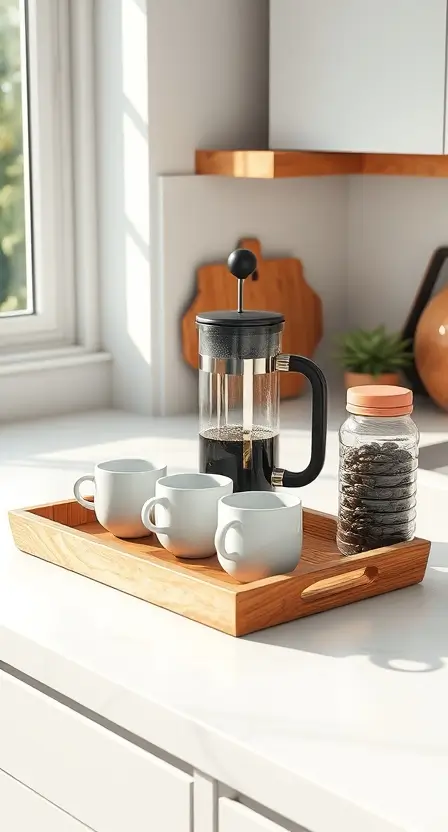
181 238 323 398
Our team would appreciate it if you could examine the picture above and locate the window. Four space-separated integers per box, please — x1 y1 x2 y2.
0 0 29 318
0 0 77 353
0 0 109 422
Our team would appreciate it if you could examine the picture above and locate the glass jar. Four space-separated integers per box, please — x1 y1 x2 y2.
337 386 419 556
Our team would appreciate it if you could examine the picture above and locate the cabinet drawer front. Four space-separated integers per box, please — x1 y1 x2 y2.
219 798 307 832
0 769 90 832
220 798 285 832
0 671 192 832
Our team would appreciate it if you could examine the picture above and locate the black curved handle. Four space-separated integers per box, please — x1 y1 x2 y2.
273 355 328 488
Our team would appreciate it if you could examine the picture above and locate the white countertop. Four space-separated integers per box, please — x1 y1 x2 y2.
1 399 448 832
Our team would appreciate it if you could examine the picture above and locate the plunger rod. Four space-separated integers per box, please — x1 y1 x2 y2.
238 279 243 313
242 367 253 469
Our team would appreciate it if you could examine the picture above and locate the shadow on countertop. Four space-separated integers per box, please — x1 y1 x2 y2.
246 541 447 673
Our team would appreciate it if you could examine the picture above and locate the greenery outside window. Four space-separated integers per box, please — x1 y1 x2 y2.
0 0 29 317
0 0 78 353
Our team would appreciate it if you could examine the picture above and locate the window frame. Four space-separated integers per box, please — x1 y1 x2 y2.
0 0 96 353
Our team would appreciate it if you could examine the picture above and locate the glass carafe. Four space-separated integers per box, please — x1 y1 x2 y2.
196 249 328 493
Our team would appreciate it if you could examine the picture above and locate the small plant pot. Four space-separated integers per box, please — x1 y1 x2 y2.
344 372 400 389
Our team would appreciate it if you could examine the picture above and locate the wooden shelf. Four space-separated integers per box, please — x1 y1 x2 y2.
196 149 448 179
195 149 362 178
362 154 448 177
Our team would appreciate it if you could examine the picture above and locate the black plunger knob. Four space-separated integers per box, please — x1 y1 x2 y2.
228 249 257 313
227 249 257 280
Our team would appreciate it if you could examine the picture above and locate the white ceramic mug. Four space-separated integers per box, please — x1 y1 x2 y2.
215 491 302 582
141 472 233 558
73 458 167 538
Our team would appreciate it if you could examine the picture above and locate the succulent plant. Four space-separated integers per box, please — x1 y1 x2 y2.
336 326 413 376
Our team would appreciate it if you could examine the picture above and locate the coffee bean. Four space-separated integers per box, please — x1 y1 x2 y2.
337 522 414 551
336 536 364 556
351 458 416 475
381 441 399 451
339 493 417 514
338 439 417 555
339 470 416 488
339 482 416 501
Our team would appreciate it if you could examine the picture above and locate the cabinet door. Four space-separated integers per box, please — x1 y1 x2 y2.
219 798 308 832
0 670 193 832
270 0 447 154
0 769 90 832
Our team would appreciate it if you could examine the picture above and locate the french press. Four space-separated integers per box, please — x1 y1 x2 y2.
197 248 328 492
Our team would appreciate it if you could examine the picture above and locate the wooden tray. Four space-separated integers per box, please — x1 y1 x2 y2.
9 500 430 637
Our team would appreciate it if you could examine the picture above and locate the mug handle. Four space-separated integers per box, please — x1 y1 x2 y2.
273 354 328 488
73 475 96 510
141 497 171 535
215 520 242 562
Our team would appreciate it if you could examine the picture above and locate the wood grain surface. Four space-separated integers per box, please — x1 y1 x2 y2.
361 153 448 177
181 238 323 399
196 149 448 179
414 286 448 410
9 500 430 637
195 150 362 177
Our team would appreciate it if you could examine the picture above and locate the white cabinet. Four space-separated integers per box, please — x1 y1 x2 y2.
219 798 308 832
270 0 448 154
0 670 193 832
220 799 285 832
0 671 312 832
0 769 90 832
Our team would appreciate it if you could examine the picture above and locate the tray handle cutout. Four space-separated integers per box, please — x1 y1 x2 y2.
301 565 379 601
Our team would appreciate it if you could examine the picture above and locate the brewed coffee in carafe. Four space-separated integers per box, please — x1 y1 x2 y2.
197 248 328 493
199 376 280 492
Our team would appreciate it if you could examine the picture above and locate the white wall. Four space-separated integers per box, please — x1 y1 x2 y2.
148 0 270 412
147 0 269 174
96 0 272 415
96 0 347 415
348 176 448 330
96 0 153 413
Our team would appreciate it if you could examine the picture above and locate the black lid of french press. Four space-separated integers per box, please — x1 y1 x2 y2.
195 248 285 328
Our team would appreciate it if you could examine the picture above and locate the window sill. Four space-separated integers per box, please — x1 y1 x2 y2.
0 346 111 375
0 348 112 422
